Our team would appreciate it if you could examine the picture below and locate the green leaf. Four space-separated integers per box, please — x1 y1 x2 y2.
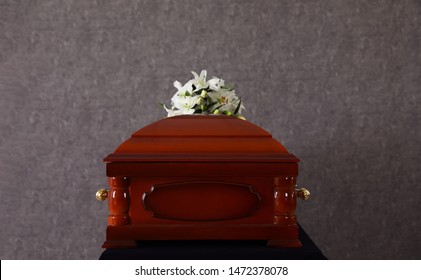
212 104 224 111
234 98 242 115
207 101 218 108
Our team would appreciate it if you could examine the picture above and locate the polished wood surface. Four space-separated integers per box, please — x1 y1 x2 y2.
100 115 301 248
107 177 130 226
104 115 298 163
143 181 260 221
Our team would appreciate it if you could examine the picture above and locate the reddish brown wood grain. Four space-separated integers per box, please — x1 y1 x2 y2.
143 181 261 221
101 115 301 248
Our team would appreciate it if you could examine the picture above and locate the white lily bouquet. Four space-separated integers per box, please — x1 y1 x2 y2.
162 70 245 119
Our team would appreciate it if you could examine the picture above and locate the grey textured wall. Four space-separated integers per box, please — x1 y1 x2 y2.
1 0 420 259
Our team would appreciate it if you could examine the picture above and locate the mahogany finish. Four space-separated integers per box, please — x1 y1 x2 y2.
101 115 301 248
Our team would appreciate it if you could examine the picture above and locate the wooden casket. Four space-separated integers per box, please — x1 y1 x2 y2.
97 115 309 248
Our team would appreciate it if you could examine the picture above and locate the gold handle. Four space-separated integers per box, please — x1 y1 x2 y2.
96 189 109 201
296 187 310 200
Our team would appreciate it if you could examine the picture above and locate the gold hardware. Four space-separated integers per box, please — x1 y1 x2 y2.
296 187 310 200
96 189 109 201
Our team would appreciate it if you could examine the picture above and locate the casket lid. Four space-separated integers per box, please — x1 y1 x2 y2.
104 115 299 163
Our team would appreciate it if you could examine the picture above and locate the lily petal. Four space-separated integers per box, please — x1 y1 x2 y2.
191 71 199 80
173 81 183 90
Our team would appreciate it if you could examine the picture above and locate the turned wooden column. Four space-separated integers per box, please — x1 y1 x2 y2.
274 176 297 225
107 177 130 226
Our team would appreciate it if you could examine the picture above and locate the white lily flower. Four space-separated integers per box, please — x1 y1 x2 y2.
208 89 244 114
167 109 186 117
171 92 200 113
163 70 245 117
208 77 225 91
173 80 194 96
191 70 209 92
163 104 181 117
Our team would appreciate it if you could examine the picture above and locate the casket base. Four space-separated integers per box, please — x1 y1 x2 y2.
102 224 301 248
100 224 326 260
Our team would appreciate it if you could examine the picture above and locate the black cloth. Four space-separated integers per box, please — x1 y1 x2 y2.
99 224 327 260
